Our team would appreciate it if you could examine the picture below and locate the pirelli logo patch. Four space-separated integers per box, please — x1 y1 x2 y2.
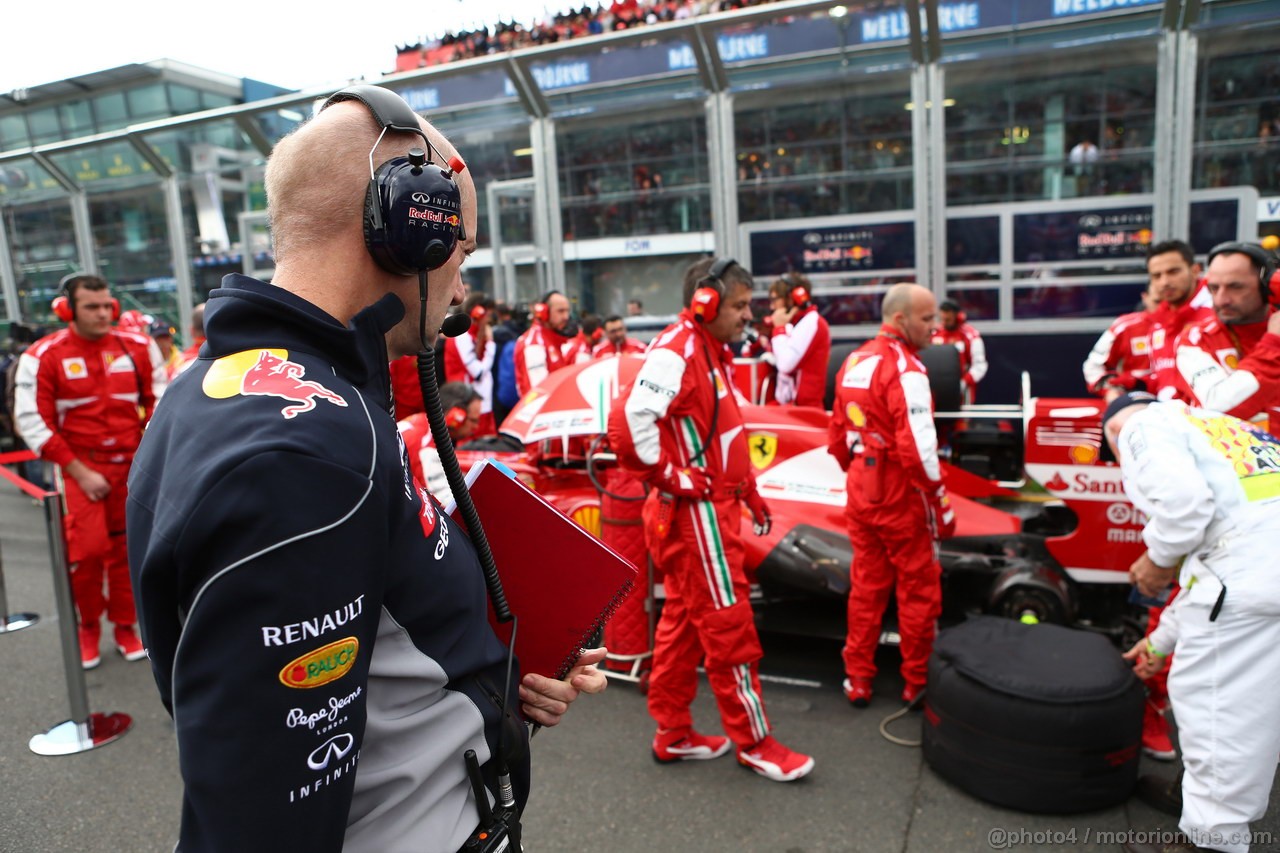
279 637 359 689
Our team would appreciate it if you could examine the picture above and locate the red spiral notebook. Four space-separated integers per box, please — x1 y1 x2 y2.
447 459 638 680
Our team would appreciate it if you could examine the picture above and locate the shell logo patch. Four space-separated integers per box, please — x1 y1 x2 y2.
62 357 87 380
1130 337 1149 355
846 403 866 428
1069 444 1099 464
279 637 359 689
748 432 778 470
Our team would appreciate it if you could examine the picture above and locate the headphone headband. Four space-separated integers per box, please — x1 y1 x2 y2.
708 257 737 282
323 85 431 147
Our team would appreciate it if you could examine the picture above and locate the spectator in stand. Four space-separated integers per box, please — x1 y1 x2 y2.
443 292 497 436
593 315 645 358
768 273 831 408
1146 240 1212 397
1083 290 1156 401
1172 241 1280 431
397 382 483 507
14 274 167 668
514 290 576 395
930 299 987 405
627 298 644 317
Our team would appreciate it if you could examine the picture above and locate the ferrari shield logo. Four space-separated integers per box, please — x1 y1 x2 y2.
749 432 778 470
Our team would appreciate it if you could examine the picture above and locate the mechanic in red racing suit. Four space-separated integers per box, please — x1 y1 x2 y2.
1172 241 1280 432
14 273 167 668
828 283 955 708
609 257 814 782
513 290 575 396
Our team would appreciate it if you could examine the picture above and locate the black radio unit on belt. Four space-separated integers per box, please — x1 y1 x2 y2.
460 748 522 852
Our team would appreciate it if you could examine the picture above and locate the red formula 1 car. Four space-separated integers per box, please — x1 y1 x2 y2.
455 354 1144 645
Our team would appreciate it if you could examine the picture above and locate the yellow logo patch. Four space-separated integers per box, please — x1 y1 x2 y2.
1069 444 1098 464
203 348 290 398
749 432 778 469
279 637 359 689
846 403 866 428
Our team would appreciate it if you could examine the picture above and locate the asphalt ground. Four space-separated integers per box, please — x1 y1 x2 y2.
0 482 1277 853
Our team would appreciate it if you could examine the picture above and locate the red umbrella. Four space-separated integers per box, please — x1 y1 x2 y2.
499 355 643 444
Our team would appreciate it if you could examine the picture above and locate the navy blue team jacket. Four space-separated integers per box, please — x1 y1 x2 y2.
127 275 529 852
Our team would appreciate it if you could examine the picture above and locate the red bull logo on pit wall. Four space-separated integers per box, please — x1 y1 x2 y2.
203 349 348 419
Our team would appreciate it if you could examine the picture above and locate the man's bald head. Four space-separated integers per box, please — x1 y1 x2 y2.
265 100 467 269
881 283 937 350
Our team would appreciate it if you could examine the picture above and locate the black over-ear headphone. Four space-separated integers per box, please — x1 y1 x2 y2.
1207 241 1278 301
321 85 465 276
691 257 736 324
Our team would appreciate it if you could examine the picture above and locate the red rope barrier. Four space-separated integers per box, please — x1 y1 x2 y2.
0 451 56 500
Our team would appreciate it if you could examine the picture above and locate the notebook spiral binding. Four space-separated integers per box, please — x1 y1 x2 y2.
555 576 636 680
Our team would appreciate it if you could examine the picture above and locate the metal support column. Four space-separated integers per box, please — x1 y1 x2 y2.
910 65 933 291
1167 30 1199 242
0 207 21 322
28 493 131 756
706 91 739 260
531 117 566 296
1151 30 1181 242
925 62 948 296
162 175 195 342
68 192 98 276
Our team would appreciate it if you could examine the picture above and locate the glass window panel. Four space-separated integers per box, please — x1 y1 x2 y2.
168 84 201 114
944 43 1158 205
58 101 94 139
27 107 61 144
7 201 80 318
1192 18 1280 196
200 92 235 111
0 114 28 149
942 287 999 320
94 92 129 131
557 104 710 240
127 84 169 120
735 74 913 222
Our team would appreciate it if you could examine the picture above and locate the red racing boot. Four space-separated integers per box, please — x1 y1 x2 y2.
114 624 147 662
79 622 101 670
652 727 731 763
737 736 815 782
843 677 873 708
1141 700 1176 761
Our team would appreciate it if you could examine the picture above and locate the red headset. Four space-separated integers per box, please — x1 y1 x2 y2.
445 406 468 430
52 274 120 324
691 258 736 324
789 285 810 309
532 302 550 324
469 304 488 324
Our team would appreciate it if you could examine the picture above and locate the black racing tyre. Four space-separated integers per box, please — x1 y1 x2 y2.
919 343 963 413
825 343 860 411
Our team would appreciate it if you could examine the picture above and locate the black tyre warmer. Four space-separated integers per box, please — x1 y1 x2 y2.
922 616 1144 813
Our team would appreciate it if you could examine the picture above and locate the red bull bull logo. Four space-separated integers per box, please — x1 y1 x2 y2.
445 214 460 228
203 349 348 419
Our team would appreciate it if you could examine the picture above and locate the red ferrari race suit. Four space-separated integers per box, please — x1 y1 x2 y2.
444 328 496 436
608 311 772 748
592 337 646 359
1148 283 1214 397
828 326 954 691
513 321 573 396
13 326 165 626
1082 309 1154 396
1172 311 1280 430
929 320 987 405
770 304 831 408
388 354 425 418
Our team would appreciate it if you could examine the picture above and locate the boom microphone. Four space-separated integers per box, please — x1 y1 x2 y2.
441 313 472 337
